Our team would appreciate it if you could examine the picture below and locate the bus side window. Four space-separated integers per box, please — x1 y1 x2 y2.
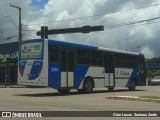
77 48 90 65
90 50 103 66
127 55 137 68
48 44 59 63
115 54 126 68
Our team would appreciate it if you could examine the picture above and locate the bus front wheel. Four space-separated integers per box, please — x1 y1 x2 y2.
83 78 94 93
129 80 136 91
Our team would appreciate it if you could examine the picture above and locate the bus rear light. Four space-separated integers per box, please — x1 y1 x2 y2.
27 73 32 78
19 68 23 76
38 67 42 76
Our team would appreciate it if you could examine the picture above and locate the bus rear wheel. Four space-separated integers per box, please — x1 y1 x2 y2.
129 80 136 91
83 78 94 93
108 87 114 91
57 89 71 94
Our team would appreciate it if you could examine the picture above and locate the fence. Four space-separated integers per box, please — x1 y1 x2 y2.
0 59 17 85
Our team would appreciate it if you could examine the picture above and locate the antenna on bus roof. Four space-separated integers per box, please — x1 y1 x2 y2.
37 25 104 39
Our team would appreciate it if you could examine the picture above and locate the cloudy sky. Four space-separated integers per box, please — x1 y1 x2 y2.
0 0 160 58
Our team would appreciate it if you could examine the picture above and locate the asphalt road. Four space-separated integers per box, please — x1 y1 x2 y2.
0 86 160 120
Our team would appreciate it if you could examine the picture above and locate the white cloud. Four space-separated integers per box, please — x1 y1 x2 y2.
141 47 155 58
1 0 160 58
56 11 71 21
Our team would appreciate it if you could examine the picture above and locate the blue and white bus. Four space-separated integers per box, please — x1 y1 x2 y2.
18 39 146 93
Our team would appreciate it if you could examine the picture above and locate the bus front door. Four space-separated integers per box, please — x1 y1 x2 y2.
60 49 75 88
104 55 115 87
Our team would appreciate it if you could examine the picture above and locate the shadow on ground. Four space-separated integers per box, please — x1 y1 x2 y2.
14 89 147 97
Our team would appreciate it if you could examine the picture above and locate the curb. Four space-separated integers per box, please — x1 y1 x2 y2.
106 96 160 103
0 85 26 88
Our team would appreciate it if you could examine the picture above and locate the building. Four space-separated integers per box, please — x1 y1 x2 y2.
0 41 19 85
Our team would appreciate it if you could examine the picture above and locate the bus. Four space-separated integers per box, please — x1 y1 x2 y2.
18 39 146 93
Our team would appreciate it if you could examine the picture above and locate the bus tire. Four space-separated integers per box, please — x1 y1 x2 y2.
108 87 114 91
77 89 84 93
57 89 70 94
83 78 94 93
129 80 136 91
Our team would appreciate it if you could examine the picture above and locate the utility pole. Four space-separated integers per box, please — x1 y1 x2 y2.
10 3 22 42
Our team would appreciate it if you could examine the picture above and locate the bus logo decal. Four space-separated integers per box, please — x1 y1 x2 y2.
51 68 59 72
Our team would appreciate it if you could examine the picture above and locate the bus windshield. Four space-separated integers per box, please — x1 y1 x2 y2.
21 42 43 60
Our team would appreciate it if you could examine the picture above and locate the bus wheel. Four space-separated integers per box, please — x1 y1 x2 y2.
108 87 114 91
77 89 84 93
83 78 93 93
129 80 136 91
57 89 70 94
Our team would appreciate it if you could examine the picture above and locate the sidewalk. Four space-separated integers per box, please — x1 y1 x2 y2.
106 96 160 103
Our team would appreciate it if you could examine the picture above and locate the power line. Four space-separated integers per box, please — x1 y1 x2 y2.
99 13 159 25
0 35 18 40
104 16 160 29
22 15 160 32
0 28 18 31
26 3 160 26
117 20 160 29
0 0 24 9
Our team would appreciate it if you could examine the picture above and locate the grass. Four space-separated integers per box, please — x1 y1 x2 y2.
140 96 160 99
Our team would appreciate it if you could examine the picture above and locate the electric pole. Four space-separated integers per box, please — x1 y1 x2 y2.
10 3 22 42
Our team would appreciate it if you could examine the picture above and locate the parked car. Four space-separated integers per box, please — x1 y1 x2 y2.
147 77 151 86
150 76 160 86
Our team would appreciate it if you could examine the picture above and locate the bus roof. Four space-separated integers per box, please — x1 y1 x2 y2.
48 39 140 56
98 47 139 56
23 39 141 56
48 39 97 49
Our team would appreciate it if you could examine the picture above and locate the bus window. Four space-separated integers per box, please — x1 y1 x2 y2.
90 50 103 66
138 57 146 85
127 55 137 68
115 54 126 67
48 44 59 63
77 48 90 65
104 54 114 73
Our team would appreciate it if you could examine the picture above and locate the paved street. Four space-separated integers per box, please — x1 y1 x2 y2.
0 86 160 120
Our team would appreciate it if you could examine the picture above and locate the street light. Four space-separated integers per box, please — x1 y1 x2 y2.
4 14 18 28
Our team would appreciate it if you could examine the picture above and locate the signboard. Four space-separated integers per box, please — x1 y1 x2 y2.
21 42 42 59
0 42 19 62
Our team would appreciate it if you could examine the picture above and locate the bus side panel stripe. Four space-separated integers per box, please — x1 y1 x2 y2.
29 61 43 80
75 65 89 89
126 68 139 87
48 64 61 89
19 61 27 76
